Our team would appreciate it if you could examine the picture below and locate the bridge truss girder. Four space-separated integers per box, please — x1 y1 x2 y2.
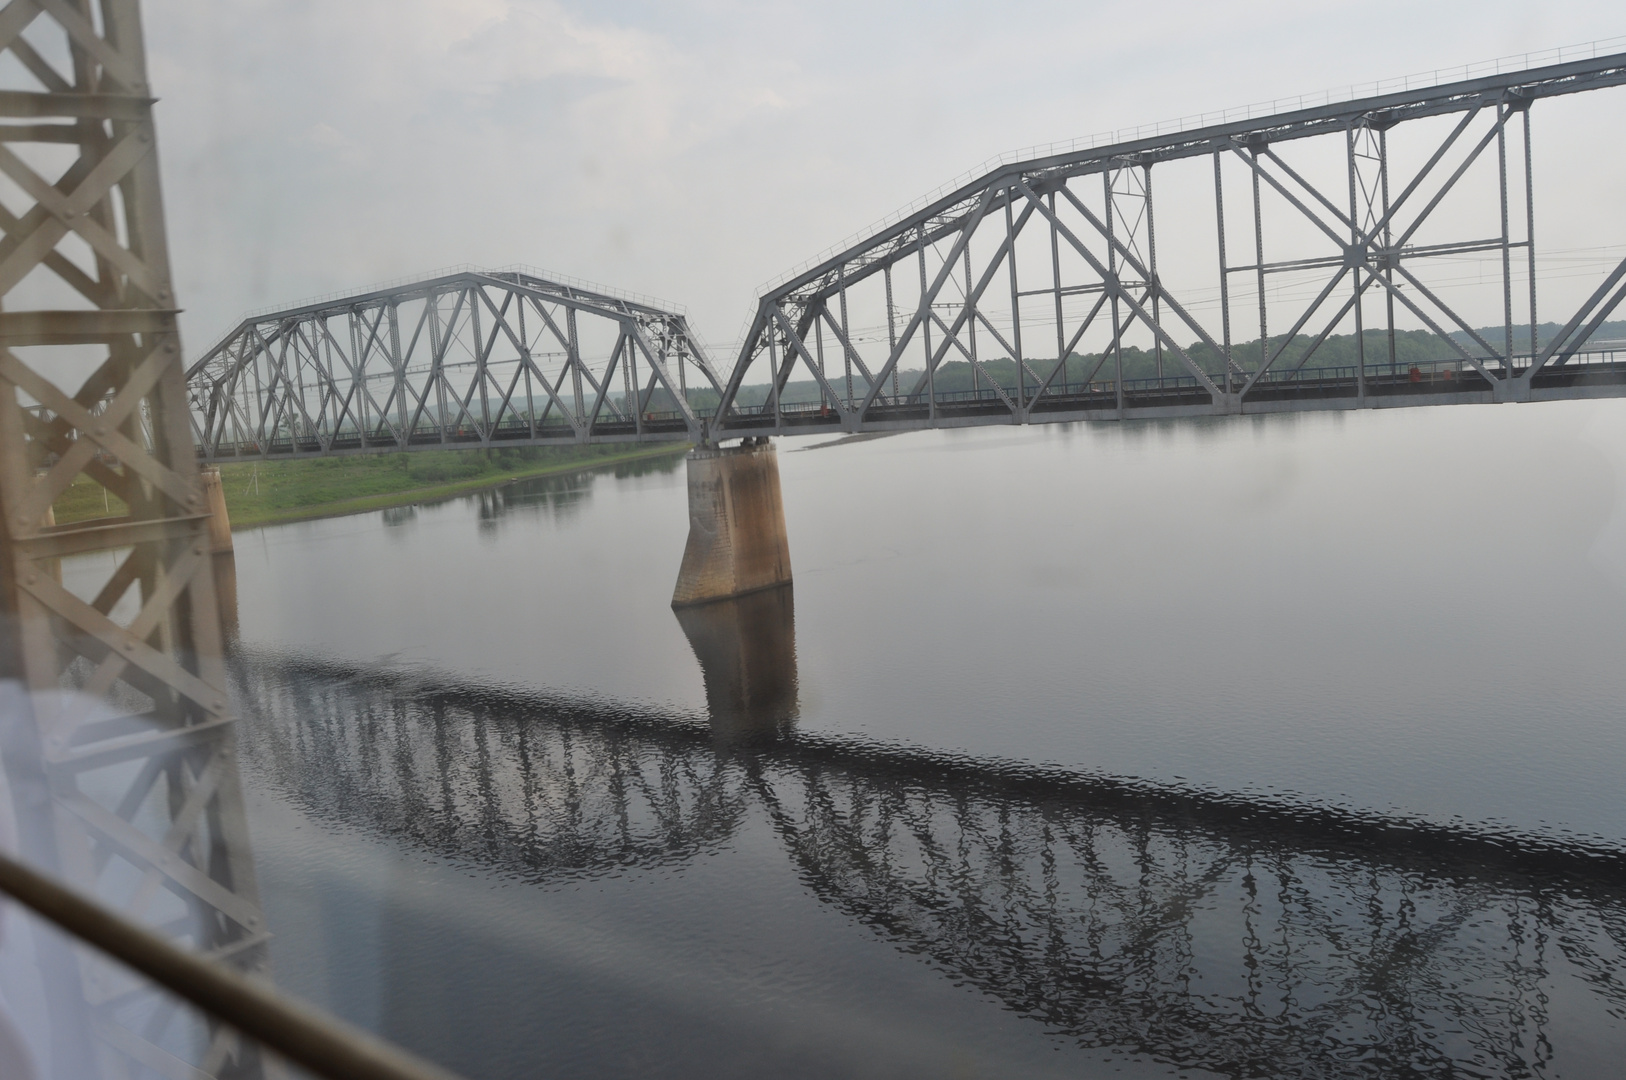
187 270 723 462
712 51 1626 438
186 53 1626 461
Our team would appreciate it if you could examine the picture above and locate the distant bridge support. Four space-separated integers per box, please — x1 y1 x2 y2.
202 466 234 553
671 440 793 606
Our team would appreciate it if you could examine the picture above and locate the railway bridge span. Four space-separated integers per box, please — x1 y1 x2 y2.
186 51 1626 458
179 50 1626 604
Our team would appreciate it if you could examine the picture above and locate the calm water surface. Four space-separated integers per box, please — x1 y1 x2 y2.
221 401 1626 1078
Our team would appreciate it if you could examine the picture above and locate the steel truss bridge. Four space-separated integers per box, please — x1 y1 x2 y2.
185 52 1626 461
234 649 1626 1079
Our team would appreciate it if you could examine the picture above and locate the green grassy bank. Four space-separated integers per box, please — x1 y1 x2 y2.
51 443 689 530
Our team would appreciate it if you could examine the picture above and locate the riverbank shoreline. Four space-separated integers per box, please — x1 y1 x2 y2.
224 444 689 531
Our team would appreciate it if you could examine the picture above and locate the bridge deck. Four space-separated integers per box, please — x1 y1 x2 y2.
195 356 1626 460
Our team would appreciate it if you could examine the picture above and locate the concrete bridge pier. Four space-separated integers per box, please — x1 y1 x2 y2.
671 439 792 607
199 467 238 642
211 551 240 645
201 466 233 553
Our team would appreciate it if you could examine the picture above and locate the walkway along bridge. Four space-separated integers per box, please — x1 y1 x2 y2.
184 50 1626 460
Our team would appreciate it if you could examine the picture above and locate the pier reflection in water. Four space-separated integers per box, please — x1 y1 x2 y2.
674 585 798 744
230 622 1626 1079
211 551 240 645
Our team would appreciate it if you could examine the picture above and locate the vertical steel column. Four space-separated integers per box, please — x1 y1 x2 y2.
469 287 490 434
813 309 828 410
250 334 268 447
291 332 309 444
307 330 324 441
1523 108 1538 356
315 329 329 440
339 317 365 447
768 330 783 427
430 298 450 441
1005 198 1025 410
963 245 979 398
625 324 640 435
919 228 936 422
1049 191 1066 393
1103 171 1124 416
1380 129 1397 373
1250 151 1268 377
1347 125 1367 405
0 3 270 1079
676 332 689 413
519 299 536 437
1145 164 1164 385
1213 150 1233 394
1497 103 1515 372
656 333 670 420
838 266 853 409
884 263 899 402
567 307 586 428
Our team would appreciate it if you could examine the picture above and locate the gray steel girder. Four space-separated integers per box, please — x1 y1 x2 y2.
185 51 1626 461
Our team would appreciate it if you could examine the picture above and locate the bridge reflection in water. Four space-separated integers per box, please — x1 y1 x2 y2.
674 586 798 743
229 595 1626 1078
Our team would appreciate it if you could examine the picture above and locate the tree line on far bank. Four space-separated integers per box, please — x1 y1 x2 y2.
630 319 1626 413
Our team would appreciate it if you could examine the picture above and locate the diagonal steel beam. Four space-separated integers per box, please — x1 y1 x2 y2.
768 305 850 421
1360 102 1484 249
817 304 881 396
1054 183 1228 385
896 194 1037 412
475 282 583 435
1385 112 1516 267
627 320 702 432
1526 255 1626 377
856 183 1002 418
1229 144 1349 251
1367 272 1499 384
1391 263 1504 365
1238 266 1351 398
1023 180 1222 400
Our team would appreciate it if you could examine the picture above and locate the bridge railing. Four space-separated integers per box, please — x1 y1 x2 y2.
0 848 461 1080
187 346 1626 457
754 37 1626 300
727 347 1626 415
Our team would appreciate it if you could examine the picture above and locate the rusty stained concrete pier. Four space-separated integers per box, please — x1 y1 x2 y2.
201 465 234 553
671 439 792 607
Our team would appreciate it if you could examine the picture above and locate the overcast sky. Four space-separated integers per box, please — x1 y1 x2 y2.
144 1 1625 365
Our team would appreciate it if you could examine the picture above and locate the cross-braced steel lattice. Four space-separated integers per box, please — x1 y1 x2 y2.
711 50 1626 438
189 52 1626 460
188 270 723 461
0 3 269 1078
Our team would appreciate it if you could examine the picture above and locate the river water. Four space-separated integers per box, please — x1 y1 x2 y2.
218 401 1626 1078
